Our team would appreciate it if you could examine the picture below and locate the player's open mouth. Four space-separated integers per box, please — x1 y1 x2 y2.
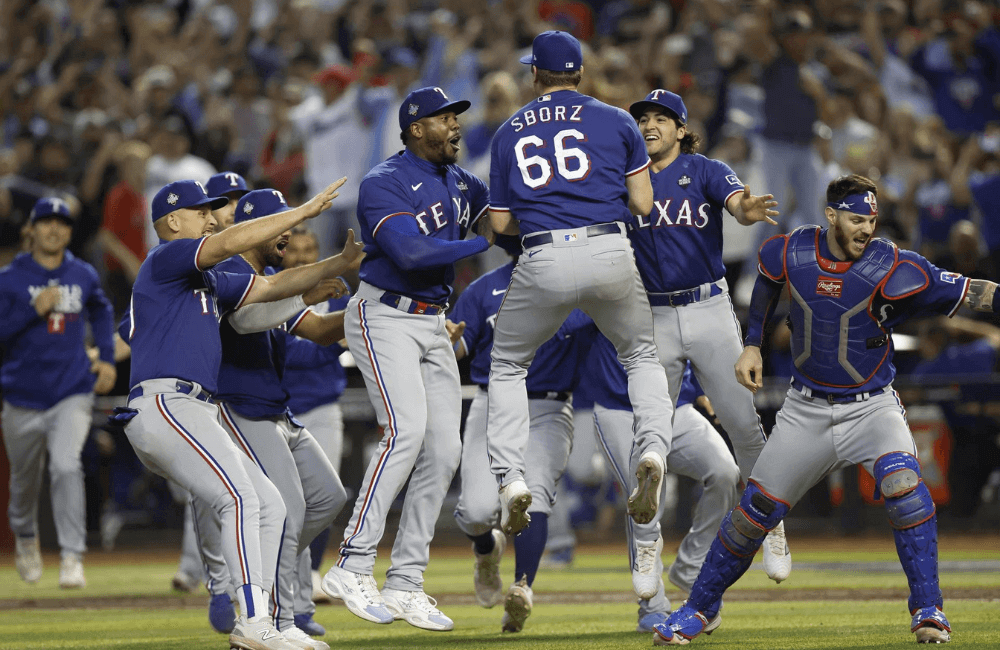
449 135 461 152
644 134 659 141
276 239 288 255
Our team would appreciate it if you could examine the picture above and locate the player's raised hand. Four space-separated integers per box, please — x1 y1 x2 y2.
734 345 765 393
91 359 117 395
304 277 351 305
32 285 61 317
738 185 779 226
303 177 348 218
338 229 365 269
445 319 466 346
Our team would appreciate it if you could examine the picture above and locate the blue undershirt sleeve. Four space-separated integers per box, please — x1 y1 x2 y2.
744 274 784 348
375 214 490 271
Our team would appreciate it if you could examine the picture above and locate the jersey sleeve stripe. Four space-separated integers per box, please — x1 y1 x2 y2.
489 206 511 213
194 236 210 271
469 204 489 229
625 158 651 177
723 188 743 209
373 212 414 237
287 309 311 335
234 274 257 311
947 277 971 317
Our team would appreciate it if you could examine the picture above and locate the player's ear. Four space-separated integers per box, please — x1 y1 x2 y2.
677 124 687 142
823 206 837 226
409 122 422 142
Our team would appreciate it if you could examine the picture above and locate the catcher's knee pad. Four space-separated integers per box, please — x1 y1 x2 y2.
874 452 935 529
719 482 789 557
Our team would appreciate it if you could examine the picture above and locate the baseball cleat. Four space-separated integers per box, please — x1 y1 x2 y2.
311 570 331 604
499 480 533 535
629 452 664 525
58 553 86 589
209 593 237 633
15 536 42 584
281 625 330 650
229 615 299 650
501 577 533 633
320 565 394 624
651 603 721 646
382 588 454 631
911 606 951 644
637 611 669 633
293 613 326 637
762 520 792 583
632 536 664 600
171 569 199 593
473 529 506 608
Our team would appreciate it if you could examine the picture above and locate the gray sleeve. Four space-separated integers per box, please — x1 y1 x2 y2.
228 295 308 334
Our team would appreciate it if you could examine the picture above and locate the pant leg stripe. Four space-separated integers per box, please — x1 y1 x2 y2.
340 299 399 563
156 395 250 585
271 519 287 626
594 409 636 567
220 405 269 477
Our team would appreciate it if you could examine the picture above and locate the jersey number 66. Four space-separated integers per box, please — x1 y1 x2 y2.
515 130 592 189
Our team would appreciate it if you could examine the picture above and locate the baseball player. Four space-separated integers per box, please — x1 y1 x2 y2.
450 250 597 633
320 86 492 631
626 89 792 582
207 171 251 231
279 227 352 608
1 197 116 588
584 335 739 633
486 30 672 537
652 174 999 645
120 177 360 650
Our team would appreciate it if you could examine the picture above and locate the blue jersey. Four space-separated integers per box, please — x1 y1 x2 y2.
215 258 290 418
127 238 255 394
756 227 970 395
450 262 596 391
282 295 350 415
489 90 649 234
582 333 702 412
356 150 489 304
630 154 744 292
0 251 115 409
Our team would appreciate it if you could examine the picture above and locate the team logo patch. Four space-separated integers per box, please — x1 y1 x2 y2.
564 233 578 242
816 276 843 298
726 174 741 186
166 193 179 205
243 202 254 215
678 175 692 187
940 271 961 284
457 181 468 191
408 104 419 116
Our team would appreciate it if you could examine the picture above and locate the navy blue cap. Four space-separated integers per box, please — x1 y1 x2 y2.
629 89 688 124
206 172 250 198
29 196 74 225
399 86 471 132
234 189 292 224
151 180 228 221
519 31 582 72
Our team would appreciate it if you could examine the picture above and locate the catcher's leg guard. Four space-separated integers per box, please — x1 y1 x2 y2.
874 452 943 613
687 482 789 615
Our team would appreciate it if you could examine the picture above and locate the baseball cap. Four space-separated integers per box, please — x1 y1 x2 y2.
519 31 582 72
399 86 471 132
628 89 688 124
314 64 355 87
234 189 291 224
29 197 74 225
151 180 228 221
206 172 250 198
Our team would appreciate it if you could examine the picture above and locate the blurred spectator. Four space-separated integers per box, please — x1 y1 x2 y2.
860 3 936 119
99 140 150 315
362 47 425 171
226 67 273 178
537 0 595 41
596 0 670 47
463 71 521 181
259 80 307 200
935 219 997 283
952 124 1000 271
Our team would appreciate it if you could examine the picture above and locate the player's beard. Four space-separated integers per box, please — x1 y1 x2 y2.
430 132 460 165
260 239 286 268
833 221 867 260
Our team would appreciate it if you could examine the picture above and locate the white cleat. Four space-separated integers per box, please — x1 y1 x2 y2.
15 536 42 584
58 553 86 589
281 626 330 650
501 577 533 633
473 529 506 608
382 588 454 631
229 616 300 650
628 452 664 524
499 479 532 536
311 570 331 604
320 565 394 624
762 520 792 583
632 536 663 600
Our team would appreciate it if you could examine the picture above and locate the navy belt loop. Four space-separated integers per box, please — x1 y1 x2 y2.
522 222 621 249
379 291 445 315
648 281 724 307
793 379 883 404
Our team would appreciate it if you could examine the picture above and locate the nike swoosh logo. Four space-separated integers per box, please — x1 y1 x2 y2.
528 250 540 257
492 288 506 296
411 183 423 191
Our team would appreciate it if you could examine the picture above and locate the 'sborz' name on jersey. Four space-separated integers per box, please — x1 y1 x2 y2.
635 199 711 229
510 104 583 133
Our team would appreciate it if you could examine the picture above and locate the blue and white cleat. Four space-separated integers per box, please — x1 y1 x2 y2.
911 606 951 644
651 604 722 646
294 613 326 637
321 565 394 624
208 593 236 633
637 611 669 633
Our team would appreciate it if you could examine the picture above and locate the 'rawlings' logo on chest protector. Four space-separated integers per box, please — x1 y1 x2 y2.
816 276 843 298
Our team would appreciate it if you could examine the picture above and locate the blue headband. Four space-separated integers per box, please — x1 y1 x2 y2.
828 191 878 216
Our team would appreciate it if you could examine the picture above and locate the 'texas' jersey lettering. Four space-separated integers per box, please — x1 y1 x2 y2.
635 199 711 229
413 196 473 235
510 103 584 132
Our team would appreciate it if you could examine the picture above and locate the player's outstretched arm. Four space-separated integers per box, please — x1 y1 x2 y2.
735 345 765 393
229 278 351 334
488 209 520 236
242 229 364 305
445 318 467 359
625 167 654 217
198 178 347 268
290 310 347 347
963 279 999 313
727 184 779 226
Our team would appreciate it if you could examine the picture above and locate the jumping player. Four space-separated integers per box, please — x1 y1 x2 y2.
626 89 791 582
450 248 597 633
121 177 360 650
1 197 116 589
652 174 995 645
486 30 673 538
321 87 492 632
